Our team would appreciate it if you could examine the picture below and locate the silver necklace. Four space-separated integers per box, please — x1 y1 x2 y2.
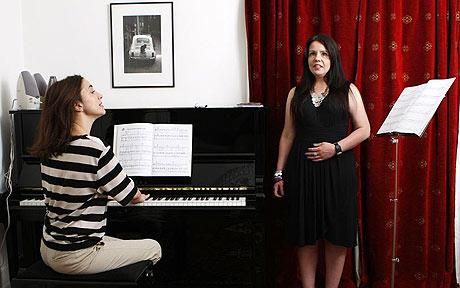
310 87 329 107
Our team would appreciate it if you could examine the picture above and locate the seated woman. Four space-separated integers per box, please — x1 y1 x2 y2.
30 75 161 274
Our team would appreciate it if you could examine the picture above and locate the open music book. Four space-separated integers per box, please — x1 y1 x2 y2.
113 123 193 177
377 77 456 137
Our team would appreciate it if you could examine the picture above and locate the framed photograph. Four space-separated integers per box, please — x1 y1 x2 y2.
110 2 175 88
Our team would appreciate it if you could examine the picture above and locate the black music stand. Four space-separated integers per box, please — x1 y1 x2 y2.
377 77 456 288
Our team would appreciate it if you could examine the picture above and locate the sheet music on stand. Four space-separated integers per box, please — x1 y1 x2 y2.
376 77 456 288
377 77 456 137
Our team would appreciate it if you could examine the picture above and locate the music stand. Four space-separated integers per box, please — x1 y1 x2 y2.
377 77 456 288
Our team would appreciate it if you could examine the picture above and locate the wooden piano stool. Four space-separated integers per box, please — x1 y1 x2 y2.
11 260 155 288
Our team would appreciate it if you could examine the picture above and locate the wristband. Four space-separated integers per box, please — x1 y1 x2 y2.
274 170 283 177
273 170 283 183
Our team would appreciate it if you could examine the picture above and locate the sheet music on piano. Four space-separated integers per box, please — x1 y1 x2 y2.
113 123 193 176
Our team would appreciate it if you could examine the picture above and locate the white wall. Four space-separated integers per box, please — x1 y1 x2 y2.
21 0 249 108
0 1 24 189
0 0 23 286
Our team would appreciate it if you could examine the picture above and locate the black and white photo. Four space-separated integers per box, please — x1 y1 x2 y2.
110 2 174 87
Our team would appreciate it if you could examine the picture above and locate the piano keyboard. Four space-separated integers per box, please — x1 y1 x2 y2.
110 196 246 207
19 196 247 207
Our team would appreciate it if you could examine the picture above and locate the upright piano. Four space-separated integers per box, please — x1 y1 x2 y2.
7 107 267 288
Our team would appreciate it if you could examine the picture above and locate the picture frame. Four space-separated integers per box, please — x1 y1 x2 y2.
110 2 175 88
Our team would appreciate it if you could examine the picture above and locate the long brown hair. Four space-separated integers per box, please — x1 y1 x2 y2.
29 75 83 159
291 34 348 120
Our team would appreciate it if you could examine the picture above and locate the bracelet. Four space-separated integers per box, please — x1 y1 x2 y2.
273 170 283 183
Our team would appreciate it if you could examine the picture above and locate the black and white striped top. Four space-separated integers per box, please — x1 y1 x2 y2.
41 135 137 251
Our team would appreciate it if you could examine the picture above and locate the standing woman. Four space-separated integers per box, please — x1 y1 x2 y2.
273 34 370 288
30 75 161 274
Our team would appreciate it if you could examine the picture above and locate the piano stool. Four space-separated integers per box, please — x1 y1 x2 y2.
11 259 155 288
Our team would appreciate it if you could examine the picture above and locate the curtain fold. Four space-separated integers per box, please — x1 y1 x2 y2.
245 0 460 287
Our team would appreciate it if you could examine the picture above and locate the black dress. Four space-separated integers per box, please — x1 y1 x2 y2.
285 82 357 248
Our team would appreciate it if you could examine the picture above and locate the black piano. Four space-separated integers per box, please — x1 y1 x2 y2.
7 107 267 288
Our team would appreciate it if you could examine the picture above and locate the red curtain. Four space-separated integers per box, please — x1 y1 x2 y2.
245 0 460 287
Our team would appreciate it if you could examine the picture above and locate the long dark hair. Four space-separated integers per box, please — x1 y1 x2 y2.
291 34 348 120
29 75 83 159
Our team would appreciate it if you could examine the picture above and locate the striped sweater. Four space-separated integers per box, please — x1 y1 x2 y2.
41 135 138 251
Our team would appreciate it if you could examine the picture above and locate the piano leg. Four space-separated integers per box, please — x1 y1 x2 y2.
6 214 19 279
7 208 44 279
